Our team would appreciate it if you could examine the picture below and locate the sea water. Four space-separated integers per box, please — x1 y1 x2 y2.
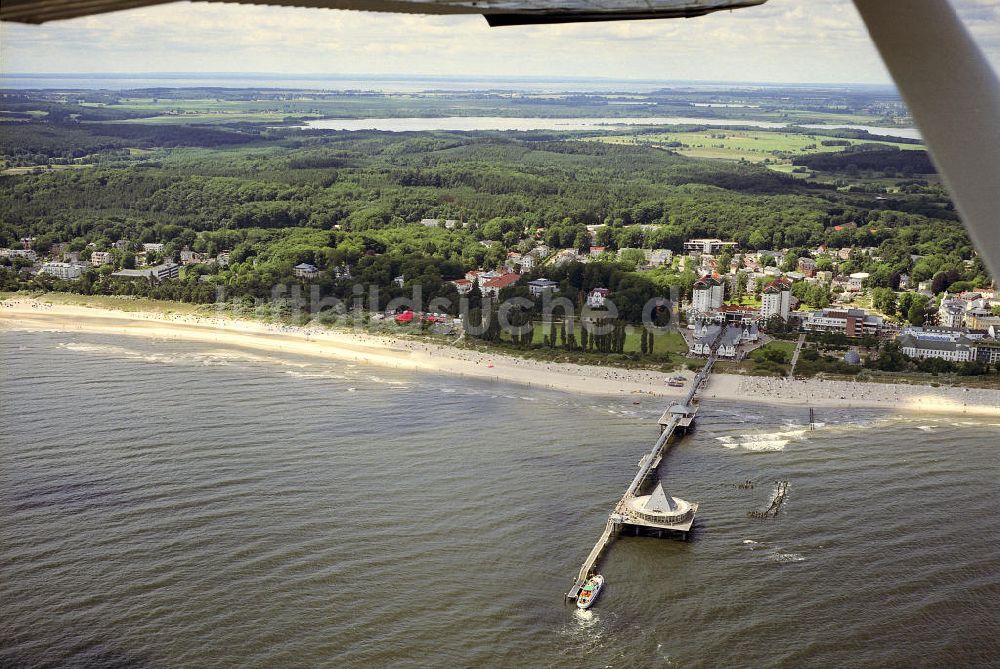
2 331 997 668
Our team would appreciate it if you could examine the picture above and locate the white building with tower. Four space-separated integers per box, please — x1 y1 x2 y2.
691 275 724 313
761 278 792 321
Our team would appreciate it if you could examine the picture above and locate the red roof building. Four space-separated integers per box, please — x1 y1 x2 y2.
482 272 521 296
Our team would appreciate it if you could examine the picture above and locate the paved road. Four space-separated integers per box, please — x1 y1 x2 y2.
788 333 807 377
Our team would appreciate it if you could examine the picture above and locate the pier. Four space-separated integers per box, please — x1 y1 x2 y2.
566 327 726 600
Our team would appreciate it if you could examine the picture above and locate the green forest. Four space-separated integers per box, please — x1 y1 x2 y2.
0 88 986 323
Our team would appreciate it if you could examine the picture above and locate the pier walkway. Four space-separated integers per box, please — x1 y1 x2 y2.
566 327 726 600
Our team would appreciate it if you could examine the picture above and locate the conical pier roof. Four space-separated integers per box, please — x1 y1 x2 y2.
644 482 678 513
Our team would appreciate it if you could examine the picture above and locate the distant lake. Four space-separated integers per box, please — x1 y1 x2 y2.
301 116 922 140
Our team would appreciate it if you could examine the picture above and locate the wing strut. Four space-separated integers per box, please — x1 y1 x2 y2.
854 0 1000 281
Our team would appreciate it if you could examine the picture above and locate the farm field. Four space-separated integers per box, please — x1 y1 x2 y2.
753 109 897 124
589 129 924 163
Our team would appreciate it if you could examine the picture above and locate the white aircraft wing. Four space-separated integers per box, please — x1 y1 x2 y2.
854 0 1000 283
0 0 766 25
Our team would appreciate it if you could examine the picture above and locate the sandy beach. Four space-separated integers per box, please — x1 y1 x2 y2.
3 297 999 417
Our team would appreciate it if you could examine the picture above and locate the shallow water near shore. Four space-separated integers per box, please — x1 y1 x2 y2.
2 330 999 668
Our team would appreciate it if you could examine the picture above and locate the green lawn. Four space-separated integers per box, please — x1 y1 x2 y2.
757 340 798 356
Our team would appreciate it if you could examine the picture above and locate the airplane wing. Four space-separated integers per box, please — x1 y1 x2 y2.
0 0 767 26
853 0 1000 284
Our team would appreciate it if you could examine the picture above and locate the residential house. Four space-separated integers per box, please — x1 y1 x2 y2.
91 251 113 266
797 257 817 277
482 272 521 297
528 278 559 296
587 287 610 308
180 249 205 265
472 270 501 286
293 263 320 279
966 306 1000 331
698 255 718 274
553 250 582 266
847 272 870 291
937 297 967 328
506 252 535 273
451 278 473 295
648 249 672 267
688 323 742 358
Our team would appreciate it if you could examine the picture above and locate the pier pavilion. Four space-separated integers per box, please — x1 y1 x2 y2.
614 482 697 539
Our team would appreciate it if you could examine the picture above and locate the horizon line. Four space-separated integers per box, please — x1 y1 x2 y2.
0 72 900 91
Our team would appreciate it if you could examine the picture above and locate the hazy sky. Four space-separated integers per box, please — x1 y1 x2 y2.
1 0 998 84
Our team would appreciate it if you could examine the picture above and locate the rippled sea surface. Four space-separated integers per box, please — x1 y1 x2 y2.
2 331 999 668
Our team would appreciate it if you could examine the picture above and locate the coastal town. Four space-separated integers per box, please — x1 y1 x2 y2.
4 229 999 379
